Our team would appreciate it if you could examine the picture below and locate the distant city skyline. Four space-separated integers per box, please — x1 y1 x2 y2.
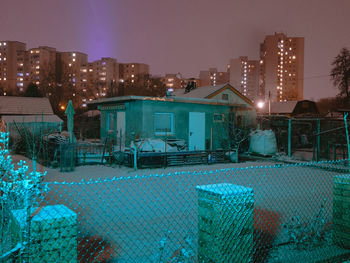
1 0 350 100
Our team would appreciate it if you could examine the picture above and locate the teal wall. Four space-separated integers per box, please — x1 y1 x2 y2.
100 99 256 150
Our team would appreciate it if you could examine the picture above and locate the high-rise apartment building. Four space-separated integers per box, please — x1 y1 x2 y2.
260 33 304 102
27 46 57 87
164 73 183 90
119 63 149 82
199 68 229 87
58 51 88 89
0 41 27 95
80 57 119 103
228 57 259 102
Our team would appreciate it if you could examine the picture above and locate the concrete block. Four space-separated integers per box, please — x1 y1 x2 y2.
196 183 254 263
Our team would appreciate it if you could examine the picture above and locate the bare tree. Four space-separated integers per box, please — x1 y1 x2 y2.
331 48 350 106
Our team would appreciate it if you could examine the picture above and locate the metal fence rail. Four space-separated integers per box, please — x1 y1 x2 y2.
2 160 350 262
118 150 229 168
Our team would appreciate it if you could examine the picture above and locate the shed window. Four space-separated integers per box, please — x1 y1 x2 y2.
154 113 174 135
213 113 224 122
222 94 229 100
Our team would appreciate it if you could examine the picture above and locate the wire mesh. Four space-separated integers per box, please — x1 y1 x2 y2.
2 160 350 262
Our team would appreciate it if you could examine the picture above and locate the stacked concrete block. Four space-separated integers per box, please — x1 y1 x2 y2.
11 204 77 262
333 175 350 249
196 183 254 263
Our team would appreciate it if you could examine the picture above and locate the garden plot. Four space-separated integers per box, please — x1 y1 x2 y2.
33 159 347 262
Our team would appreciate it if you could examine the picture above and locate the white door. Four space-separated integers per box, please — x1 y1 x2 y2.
189 112 205 150
117 111 126 147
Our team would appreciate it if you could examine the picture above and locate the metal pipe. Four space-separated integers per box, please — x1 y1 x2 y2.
316 119 320 162
288 118 292 158
343 113 350 166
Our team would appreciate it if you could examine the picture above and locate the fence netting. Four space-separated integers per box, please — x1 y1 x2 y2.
2 160 350 262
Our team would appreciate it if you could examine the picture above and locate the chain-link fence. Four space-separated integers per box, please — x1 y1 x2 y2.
2 159 350 262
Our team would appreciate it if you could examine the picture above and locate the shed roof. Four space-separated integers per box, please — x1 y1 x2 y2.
173 83 253 106
87 95 249 108
269 101 298 114
2 115 63 124
0 96 54 115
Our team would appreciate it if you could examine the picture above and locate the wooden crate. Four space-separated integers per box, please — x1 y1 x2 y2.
11 204 77 262
196 183 254 263
333 175 350 249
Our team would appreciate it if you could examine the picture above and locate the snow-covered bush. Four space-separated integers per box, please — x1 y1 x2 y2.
282 198 331 250
154 231 194 263
1 132 46 208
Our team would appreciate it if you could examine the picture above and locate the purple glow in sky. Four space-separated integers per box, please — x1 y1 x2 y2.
1 0 350 100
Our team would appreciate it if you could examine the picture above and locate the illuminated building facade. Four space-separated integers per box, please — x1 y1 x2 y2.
59 51 88 89
228 56 259 102
164 73 182 90
199 68 229 87
0 41 26 95
119 63 149 83
260 33 304 102
27 46 57 88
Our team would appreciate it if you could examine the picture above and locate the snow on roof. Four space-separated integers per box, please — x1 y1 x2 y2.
87 95 238 107
173 84 228 98
270 101 298 114
173 83 254 106
196 183 253 196
0 96 54 115
82 110 101 117
2 114 63 124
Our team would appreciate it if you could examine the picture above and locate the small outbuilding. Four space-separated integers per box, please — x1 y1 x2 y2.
88 90 256 151
266 100 319 117
0 96 63 140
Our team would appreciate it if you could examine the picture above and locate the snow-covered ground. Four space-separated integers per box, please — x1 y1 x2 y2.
12 155 343 262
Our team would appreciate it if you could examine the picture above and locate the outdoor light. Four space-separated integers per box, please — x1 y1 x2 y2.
257 101 265 109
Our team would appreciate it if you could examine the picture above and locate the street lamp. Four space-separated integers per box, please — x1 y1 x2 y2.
257 101 265 109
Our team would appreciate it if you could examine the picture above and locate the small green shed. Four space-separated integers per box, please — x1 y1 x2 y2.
88 94 256 150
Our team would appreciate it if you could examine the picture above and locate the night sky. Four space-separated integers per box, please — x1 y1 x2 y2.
1 0 350 100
